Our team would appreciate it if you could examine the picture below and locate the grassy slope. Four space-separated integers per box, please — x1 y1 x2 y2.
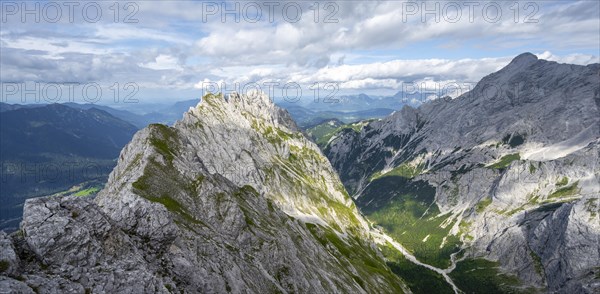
449 259 536 294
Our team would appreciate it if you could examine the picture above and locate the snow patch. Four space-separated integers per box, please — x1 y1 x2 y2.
285 210 329 227
522 126 598 161
422 234 430 242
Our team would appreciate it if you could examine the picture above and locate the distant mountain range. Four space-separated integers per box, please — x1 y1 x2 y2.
2 93 411 131
1 99 202 129
2 104 137 159
280 104 395 128
0 104 138 230
280 91 429 112
276 91 439 127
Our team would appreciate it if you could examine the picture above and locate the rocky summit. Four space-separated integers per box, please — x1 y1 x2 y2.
325 53 600 293
0 91 408 293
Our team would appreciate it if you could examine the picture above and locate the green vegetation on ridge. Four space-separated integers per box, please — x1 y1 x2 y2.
305 223 408 293
487 153 520 169
370 163 425 181
548 181 580 199
555 176 569 187
475 197 493 213
148 124 179 164
306 120 371 148
72 186 100 197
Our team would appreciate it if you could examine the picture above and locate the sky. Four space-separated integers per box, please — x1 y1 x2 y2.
1 0 599 105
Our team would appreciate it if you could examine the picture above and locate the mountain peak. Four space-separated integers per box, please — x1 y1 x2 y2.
80 89 405 292
192 91 298 132
198 91 274 108
507 52 538 68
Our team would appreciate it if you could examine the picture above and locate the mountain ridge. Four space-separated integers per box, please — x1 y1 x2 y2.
324 53 600 292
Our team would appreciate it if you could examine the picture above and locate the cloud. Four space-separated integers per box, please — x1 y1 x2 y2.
190 51 597 96
536 51 600 65
304 57 508 84
339 78 401 90
0 0 598 102
140 54 183 71
191 1 599 67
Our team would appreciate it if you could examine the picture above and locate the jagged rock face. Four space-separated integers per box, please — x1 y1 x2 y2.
0 92 408 293
325 53 600 292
